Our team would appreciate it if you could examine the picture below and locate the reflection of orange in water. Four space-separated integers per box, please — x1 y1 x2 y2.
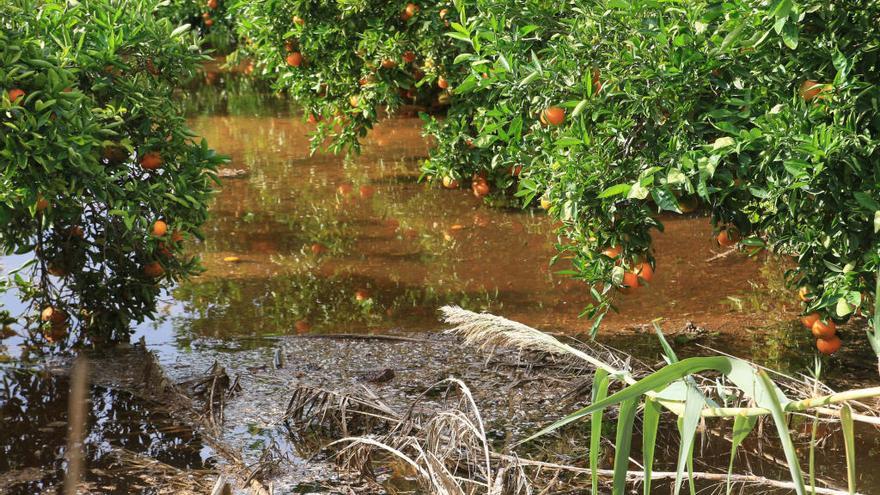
294 320 311 333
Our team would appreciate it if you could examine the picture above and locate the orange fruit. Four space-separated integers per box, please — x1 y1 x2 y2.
41 306 67 325
811 319 837 339
310 243 326 255
620 271 639 294
207 0 218 8
8 88 26 103
47 263 68 277
381 59 397 69
294 320 311 333
293 15 305 26
405 3 419 15
799 80 826 102
359 185 375 199
349 95 360 107
798 287 813 302
816 335 841 355
439 8 448 18
69 225 85 238
472 177 490 198
542 106 565 126
139 152 163 170
442 176 459 189
152 220 168 237
540 196 552 210
509 165 523 177
204 18 214 27
717 228 739 247
635 262 654 285
801 312 820 329
286 52 304 67
592 68 602 93
437 76 449 89
143 261 165 278
355 289 370 302
602 245 622 259
402 51 416 64
35 196 50 212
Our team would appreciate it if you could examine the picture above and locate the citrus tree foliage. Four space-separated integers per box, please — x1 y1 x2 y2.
233 0 879 346
157 0 238 54
0 0 222 345
232 0 456 153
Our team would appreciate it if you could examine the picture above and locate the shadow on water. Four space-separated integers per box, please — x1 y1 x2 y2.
0 366 210 494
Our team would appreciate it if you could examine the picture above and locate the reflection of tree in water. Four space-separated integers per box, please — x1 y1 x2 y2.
0 368 208 494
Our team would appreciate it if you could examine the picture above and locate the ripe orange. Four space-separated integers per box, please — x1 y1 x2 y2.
204 18 214 27
635 262 654 285
152 220 168 237
293 15 305 26
143 261 165 278
381 59 397 69
35 196 50 212
816 335 841 355
799 80 826 102
359 185 375 199
620 271 639 294
294 320 311 333
41 306 68 325
801 312 820 329
405 3 419 16
8 88 26 103
69 225 85 238
310 243 326 255
207 0 218 8
509 165 523 177
811 319 836 339
442 176 459 189
798 287 813 302
602 245 622 259
140 152 163 170
472 177 490 198
307 113 320 124
355 289 370 302
402 51 416 64
542 106 565 126
716 228 739 247
437 76 449 89
286 52 304 67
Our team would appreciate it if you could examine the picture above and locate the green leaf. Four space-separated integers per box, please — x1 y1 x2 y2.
726 415 758 495
756 371 806 494
642 398 662 495
781 22 799 49
612 398 638 495
673 384 705 495
598 183 631 199
841 404 856 495
590 368 610 494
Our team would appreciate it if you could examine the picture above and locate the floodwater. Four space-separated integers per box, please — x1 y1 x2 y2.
1 81 879 493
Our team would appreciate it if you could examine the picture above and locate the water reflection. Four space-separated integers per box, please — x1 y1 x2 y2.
0 367 209 494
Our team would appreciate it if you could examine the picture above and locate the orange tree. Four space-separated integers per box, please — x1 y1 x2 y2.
158 0 238 54
0 0 222 346
232 0 880 355
231 0 456 153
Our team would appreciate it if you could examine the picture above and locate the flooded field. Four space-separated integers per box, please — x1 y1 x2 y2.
1 83 878 494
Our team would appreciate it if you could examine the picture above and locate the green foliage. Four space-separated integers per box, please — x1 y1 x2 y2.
234 0 880 344
0 0 222 345
158 0 238 54
231 0 456 153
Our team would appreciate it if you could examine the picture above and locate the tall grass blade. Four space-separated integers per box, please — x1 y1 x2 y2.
653 320 678 363
518 356 734 445
591 368 610 494
612 397 638 495
726 414 758 495
757 370 806 495
642 398 662 495
674 384 704 495
841 404 856 494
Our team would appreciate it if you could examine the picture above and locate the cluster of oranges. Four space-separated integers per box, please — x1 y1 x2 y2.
202 0 219 28
602 245 654 294
799 288 842 355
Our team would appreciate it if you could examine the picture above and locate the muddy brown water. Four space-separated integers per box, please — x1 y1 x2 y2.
1 83 879 493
